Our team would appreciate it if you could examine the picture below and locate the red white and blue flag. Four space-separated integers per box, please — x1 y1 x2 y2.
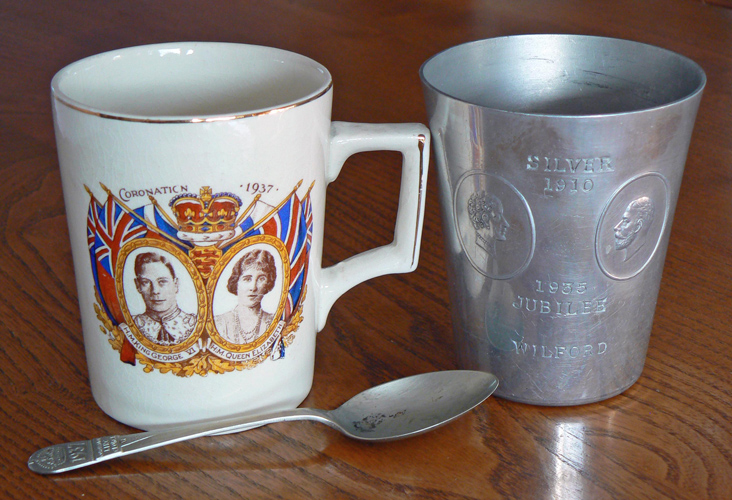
87 184 314 328
88 194 148 325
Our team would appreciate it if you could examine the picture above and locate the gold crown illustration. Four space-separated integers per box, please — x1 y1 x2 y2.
170 187 242 234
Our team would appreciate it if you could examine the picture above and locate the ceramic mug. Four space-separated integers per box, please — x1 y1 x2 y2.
52 42 429 429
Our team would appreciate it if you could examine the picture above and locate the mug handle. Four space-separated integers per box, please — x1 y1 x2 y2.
316 121 430 331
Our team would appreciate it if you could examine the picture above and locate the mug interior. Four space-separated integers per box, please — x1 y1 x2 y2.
52 42 332 121
420 35 706 116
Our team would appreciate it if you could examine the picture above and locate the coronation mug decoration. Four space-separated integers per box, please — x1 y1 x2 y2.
52 42 429 429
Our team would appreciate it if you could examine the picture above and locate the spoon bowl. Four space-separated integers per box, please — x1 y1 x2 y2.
28 370 498 474
329 369 498 440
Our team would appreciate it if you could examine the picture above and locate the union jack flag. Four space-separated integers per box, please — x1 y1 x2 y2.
87 197 112 320
87 199 99 253
87 183 315 330
287 190 313 318
88 194 149 324
93 195 148 275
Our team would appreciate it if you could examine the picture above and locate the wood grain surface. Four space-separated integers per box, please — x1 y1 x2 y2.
1 1 731 499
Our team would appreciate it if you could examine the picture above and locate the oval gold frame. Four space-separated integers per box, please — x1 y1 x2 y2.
115 238 208 354
206 234 290 353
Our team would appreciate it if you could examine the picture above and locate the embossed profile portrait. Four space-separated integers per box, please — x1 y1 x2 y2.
214 247 280 345
467 191 510 259
128 250 198 346
614 196 655 261
454 171 535 280
596 173 669 280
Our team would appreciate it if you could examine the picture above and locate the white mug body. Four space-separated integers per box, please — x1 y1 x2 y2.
53 43 429 429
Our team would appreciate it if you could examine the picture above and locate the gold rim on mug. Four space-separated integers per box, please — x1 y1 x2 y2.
53 81 334 124
51 42 334 124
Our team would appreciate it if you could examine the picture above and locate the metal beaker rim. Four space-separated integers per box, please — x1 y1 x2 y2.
420 34 706 118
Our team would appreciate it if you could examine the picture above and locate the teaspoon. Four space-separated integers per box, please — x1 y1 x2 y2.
28 370 498 474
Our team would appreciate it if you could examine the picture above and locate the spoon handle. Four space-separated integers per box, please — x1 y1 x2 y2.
28 407 328 474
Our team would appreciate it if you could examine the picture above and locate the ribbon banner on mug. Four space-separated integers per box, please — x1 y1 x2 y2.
86 180 313 376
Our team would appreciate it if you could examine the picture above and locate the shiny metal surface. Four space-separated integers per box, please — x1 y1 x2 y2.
28 370 498 474
421 35 705 405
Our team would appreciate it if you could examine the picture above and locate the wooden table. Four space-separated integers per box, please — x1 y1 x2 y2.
2 1 731 498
